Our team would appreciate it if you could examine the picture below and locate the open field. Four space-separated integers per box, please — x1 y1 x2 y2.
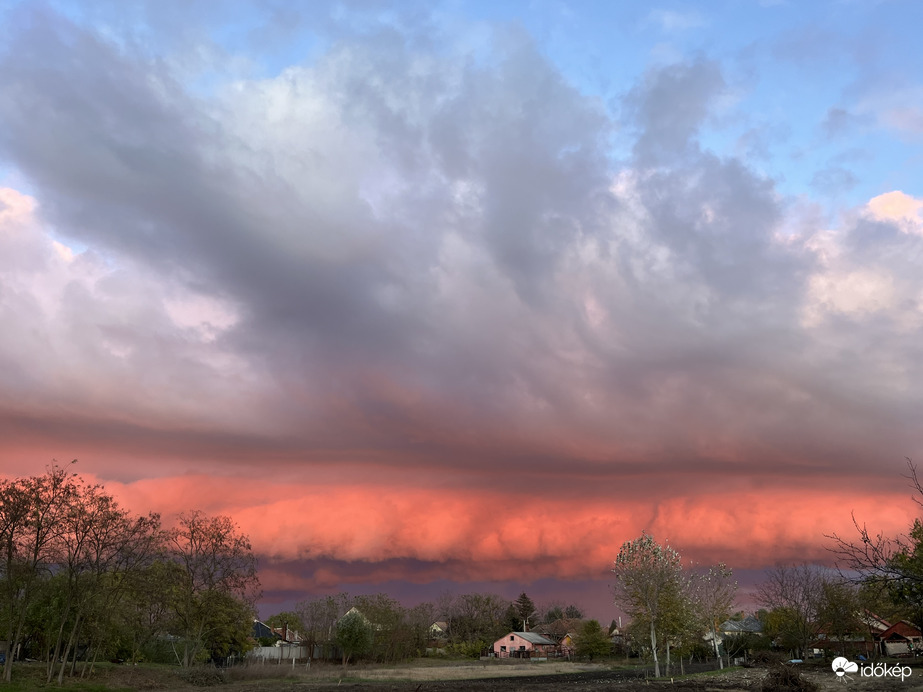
7 659 923 691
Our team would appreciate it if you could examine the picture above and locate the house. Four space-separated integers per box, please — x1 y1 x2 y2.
559 632 577 659
252 620 279 642
534 617 582 643
492 631 557 659
429 621 448 639
718 615 763 637
271 623 302 644
878 621 923 656
859 611 891 639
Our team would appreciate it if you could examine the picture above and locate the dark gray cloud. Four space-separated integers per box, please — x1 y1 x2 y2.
0 3 921 499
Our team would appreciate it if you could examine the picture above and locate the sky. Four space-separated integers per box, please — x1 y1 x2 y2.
1 0 922 620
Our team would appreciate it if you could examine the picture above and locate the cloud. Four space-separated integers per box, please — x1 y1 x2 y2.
647 9 706 33
859 86 923 138
0 6 922 598
623 59 725 165
810 166 858 195
866 190 923 226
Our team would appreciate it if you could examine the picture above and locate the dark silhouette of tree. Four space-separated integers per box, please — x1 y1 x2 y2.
575 619 611 660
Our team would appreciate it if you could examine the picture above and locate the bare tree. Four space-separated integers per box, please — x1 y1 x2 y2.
756 564 824 659
827 459 923 633
688 564 737 668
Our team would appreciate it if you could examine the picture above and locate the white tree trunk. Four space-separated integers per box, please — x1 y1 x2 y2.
712 627 723 669
650 621 660 677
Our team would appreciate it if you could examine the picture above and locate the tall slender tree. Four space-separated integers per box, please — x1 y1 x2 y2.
611 533 683 678
688 564 737 668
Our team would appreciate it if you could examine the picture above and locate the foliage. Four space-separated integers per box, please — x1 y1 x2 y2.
514 592 536 629
441 592 508 647
264 610 305 637
445 639 489 658
723 632 770 660
611 532 684 678
575 619 611 660
0 464 259 681
817 579 861 655
828 459 923 632
168 510 260 666
334 610 373 665
296 593 350 662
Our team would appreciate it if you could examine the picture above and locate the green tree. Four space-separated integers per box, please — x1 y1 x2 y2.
168 511 260 666
296 593 350 664
0 462 79 682
575 619 611 660
611 533 684 678
443 593 507 649
265 611 305 640
818 579 861 656
514 592 536 630
335 610 373 665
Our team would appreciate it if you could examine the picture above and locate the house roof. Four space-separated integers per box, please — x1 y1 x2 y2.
860 611 891 632
719 615 763 634
252 620 278 640
880 621 923 641
510 631 556 645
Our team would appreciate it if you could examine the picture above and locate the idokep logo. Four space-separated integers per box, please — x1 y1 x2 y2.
832 656 913 682
831 657 858 679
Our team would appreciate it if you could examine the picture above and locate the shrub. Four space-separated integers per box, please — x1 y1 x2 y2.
177 666 227 686
761 665 819 692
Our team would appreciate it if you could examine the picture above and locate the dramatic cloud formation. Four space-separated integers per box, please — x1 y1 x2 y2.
1 1 921 616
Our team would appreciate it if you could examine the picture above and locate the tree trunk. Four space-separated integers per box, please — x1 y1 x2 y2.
48 590 75 682
712 627 723 669
650 620 660 678
58 612 82 685
68 616 85 678
665 639 671 677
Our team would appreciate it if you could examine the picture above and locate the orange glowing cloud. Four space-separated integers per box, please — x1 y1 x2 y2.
86 472 915 586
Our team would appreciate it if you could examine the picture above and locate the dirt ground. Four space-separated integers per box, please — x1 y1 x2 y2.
92 660 923 692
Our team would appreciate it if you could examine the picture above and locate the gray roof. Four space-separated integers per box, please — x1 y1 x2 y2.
512 631 556 645
719 615 763 634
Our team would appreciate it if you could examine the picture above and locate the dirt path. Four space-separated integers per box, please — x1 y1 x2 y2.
218 662 923 692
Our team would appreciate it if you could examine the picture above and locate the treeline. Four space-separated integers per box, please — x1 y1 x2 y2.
0 463 259 683
266 591 586 664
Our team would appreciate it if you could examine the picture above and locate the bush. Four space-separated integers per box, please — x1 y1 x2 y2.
750 650 784 666
761 665 819 692
177 666 227 686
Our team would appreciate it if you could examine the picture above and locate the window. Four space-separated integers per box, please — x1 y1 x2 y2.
510 636 514 641
500 646 506 652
